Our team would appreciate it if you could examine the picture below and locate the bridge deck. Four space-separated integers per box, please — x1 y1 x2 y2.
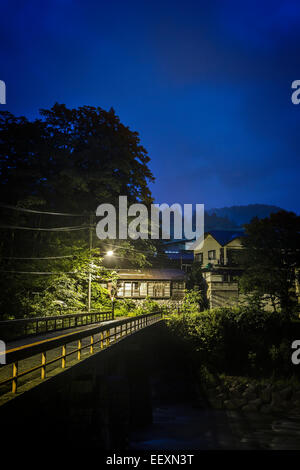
0 313 163 404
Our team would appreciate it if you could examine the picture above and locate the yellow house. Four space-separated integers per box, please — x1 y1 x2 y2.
192 230 245 267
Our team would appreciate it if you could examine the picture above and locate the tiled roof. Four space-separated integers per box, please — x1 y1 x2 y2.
115 268 187 280
207 230 245 246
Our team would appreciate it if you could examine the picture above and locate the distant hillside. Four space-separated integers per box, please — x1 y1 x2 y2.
163 204 284 241
207 204 283 227
204 212 239 230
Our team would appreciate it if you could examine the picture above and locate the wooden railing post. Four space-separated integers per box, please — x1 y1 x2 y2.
90 335 94 354
62 344 66 368
12 362 18 393
77 339 82 360
41 352 46 379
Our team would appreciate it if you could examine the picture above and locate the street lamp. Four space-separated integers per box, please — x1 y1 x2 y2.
105 250 115 318
88 248 114 313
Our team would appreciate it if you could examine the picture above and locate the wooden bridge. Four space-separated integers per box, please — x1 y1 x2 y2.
0 311 163 402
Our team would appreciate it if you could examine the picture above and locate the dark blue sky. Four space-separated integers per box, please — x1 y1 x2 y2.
1 0 300 212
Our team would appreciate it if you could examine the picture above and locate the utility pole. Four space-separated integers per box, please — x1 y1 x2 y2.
88 214 93 313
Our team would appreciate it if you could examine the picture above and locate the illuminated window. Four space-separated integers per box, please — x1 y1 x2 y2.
132 282 139 297
208 250 216 260
124 282 132 297
140 282 147 296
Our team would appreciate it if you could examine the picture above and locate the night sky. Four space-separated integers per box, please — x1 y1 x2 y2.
1 0 300 213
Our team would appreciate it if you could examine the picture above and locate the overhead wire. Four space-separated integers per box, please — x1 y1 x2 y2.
0 203 173 259
0 203 87 217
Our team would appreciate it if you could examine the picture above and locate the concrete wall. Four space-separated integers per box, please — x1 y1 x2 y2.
203 272 239 309
194 234 221 266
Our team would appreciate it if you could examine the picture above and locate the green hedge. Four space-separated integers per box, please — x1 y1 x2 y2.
166 306 294 377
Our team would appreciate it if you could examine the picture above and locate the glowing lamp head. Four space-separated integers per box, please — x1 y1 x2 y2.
106 250 114 257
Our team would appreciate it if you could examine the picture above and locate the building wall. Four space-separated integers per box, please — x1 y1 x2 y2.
194 234 222 266
203 272 239 308
114 280 185 301
194 235 244 267
203 272 282 311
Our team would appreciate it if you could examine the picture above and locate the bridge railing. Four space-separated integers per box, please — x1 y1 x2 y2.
0 310 113 341
0 311 163 396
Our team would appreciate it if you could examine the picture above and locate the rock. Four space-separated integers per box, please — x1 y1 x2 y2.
246 384 258 393
242 403 258 412
242 390 257 401
223 400 236 410
279 386 293 401
271 391 282 406
260 404 272 413
293 400 300 409
234 398 247 409
292 390 300 401
261 388 272 404
224 398 247 410
210 397 223 409
250 398 262 408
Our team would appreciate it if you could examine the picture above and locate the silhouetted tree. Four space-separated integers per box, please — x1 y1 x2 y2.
0 103 154 211
240 210 300 317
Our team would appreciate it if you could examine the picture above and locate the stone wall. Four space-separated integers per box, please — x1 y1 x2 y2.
203 272 239 309
200 374 300 414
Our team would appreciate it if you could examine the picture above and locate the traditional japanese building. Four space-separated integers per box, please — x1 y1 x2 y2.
103 268 187 306
192 230 245 308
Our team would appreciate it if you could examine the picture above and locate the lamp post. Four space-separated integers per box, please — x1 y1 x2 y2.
88 243 114 313
105 251 115 318
110 287 116 320
87 210 115 313
88 216 93 313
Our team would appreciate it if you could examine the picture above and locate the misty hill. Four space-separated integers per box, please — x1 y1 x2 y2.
164 204 284 241
204 212 239 230
207 204 283 227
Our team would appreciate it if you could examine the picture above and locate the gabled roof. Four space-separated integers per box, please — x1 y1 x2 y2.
206 230 245 246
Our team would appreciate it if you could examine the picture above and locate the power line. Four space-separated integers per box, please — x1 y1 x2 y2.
0 270 79 275
2 255 74 260
0 202 183 258
0 203 87 217
0 224 89 232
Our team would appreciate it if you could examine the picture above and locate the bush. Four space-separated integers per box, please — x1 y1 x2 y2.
114 299 136 317
134 297 161 315
182 287 207 314
166 306 290 376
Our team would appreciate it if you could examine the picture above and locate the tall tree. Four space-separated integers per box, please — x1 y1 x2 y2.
240 210 300 316
0 104 156 318
0 103 154 211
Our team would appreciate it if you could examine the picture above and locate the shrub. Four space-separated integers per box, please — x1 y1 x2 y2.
114 298 136 317
166 305 289 376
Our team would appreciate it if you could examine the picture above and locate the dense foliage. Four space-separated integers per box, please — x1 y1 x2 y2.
167 306 296 377
0 104 158 318
240 210 300 317
0 103 154 210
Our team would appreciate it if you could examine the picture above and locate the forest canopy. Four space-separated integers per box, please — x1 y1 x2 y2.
0 104 158 319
